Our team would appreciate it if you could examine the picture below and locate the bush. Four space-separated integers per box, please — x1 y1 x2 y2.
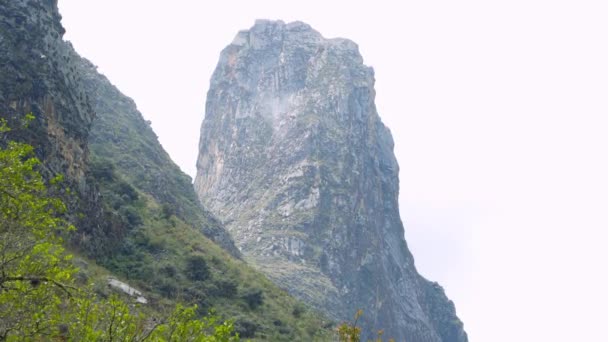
160 264 178 277
158 280 179 299
119 205 142 226
161 203 175 219
185 255 210 282
89 160 116 181
241 289 264 310
234 318 258 338
217 279 238 298
292 303 306 318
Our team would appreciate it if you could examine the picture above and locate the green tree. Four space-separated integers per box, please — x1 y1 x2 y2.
0 119 75 339
63 296 237 341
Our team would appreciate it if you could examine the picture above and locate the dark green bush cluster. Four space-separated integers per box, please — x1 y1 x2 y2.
185 255 211 281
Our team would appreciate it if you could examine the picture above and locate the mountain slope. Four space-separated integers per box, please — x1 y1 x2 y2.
78 57 240 257
195 20 467 342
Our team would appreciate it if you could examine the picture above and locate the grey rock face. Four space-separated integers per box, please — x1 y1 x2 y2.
0 0 94 184
0 0 109 250
195 20 467 342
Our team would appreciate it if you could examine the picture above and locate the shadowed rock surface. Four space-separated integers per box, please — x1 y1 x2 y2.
0 0 107 250
0 1 92 179
195 20 467 342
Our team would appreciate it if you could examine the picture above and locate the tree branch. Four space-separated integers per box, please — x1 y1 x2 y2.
139 320 164 342
0 276 76 297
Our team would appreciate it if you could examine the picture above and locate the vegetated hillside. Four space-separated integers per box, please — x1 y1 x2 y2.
1 2 333 340
79 56 240 258
195 20 467 342
82 162 332 340
75 55 332 340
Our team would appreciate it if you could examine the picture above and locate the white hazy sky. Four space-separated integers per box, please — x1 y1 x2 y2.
58 1 608 340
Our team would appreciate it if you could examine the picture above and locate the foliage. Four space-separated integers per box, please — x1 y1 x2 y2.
0 127 75 338
241 289 264 310
337 310 395 342
185 255 211 282
0 126 238 341
64 296 238 342
337 309 363 342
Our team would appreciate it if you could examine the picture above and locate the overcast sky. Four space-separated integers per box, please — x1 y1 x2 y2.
58 1 608 340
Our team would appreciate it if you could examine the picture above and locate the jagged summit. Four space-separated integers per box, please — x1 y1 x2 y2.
220 20 365 85
195 20 467 342
230 19 321 47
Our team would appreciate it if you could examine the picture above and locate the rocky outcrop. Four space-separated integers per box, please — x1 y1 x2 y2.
0 0 93 184
107 277 147 304
0 0 109 252
195 20 467 341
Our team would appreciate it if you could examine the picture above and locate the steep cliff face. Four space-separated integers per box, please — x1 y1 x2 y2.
0 0 92 184
0 0 109 251
195 20 467 342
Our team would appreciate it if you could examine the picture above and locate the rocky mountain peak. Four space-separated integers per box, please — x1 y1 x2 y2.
196 20 467 342
230 19 321 48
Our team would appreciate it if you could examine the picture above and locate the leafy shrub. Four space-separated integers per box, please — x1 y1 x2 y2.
216 279 238 298
119 206 142 226
234 318 258 338
158 280 179 299
161 203 176 219
241 289 264 310
160 264 178 277
89 160 116 181
185 255 210 282
292 303 306 318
